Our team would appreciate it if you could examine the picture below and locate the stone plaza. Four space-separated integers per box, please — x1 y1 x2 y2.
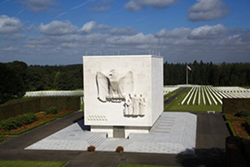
26 112 197 154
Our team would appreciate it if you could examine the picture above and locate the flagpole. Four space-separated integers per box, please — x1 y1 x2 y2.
186 64 188 85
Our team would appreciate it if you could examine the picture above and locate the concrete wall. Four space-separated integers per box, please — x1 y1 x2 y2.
151 56 164 124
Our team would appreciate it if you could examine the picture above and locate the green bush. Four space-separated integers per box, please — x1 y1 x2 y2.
0 113 37 131
18 113 37 125
235 111 250 117
244 116 250 135
45 106 59 115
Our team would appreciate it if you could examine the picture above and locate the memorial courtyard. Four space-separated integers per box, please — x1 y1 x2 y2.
0 85 240 167
0 109 230 167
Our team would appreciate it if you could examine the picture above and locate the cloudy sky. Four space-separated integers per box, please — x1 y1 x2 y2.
0 0 250 65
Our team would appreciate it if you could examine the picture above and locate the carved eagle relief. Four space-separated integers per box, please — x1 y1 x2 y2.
96 70 134 103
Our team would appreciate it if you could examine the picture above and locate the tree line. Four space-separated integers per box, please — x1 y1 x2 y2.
164 60 250 86
0 61 82 104
1 60 250 104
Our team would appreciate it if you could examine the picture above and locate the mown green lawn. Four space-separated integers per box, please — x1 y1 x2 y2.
164 88 222 112
0 161 67 167
119 164 181 167
164 88 182 101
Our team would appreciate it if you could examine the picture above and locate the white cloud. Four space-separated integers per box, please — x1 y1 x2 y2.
80 21 96 33
125 0 177 11
188 0 229 21
189 24 227 39
22 0 54 12
156 27 191 38
0 15 23 33
109 27 136 35
108 33 158 44
1 19 250 64
0 46 18 52
38 20 78 35
238 31 250 42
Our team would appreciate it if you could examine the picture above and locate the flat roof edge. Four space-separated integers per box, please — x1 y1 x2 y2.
83 55 163 58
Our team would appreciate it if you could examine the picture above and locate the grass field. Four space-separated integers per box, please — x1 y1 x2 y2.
0 161 66 167
164 88 222 112
164 88 182 100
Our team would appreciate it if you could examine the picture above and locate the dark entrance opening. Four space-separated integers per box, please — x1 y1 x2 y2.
113 126 125 138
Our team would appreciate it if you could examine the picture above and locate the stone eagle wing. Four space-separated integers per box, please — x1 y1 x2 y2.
96 72 109 102
119 71 133 96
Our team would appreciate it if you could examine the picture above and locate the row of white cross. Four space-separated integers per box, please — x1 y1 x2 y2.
181 86 250 106
25 90 84 97
163 86 180 96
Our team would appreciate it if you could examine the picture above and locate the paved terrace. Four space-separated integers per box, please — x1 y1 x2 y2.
0 111 230 167
26 112 197 154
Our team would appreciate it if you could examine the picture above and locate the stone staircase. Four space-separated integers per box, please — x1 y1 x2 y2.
87 133 106 147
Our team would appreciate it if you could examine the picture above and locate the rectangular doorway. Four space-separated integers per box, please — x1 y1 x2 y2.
113 126 125 138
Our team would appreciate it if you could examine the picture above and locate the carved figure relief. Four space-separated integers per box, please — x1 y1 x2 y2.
139 95 146 116
124 94 146 117
96 70 146 117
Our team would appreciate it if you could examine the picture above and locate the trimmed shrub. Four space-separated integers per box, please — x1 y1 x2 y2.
0 96 80 121
235 111 250 117
0 113 37 131
116 146 124 153
45 106 59 115
87 145 95 152
40 97 80 112
0 98 40 121
223 98 250 113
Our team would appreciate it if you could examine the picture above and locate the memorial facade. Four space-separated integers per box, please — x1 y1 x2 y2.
83 55 163 138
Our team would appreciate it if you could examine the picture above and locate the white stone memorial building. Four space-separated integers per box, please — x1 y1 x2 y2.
83 55 163 138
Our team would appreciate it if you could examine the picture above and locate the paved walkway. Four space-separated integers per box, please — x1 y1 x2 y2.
0 111 230 167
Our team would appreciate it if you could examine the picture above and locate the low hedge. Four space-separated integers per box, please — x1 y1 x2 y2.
40 97 80 112
0 96 81 121
223 98 250 113
0 98 40 121
235 111 250 117
0 113 37 131
45 106 59 115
